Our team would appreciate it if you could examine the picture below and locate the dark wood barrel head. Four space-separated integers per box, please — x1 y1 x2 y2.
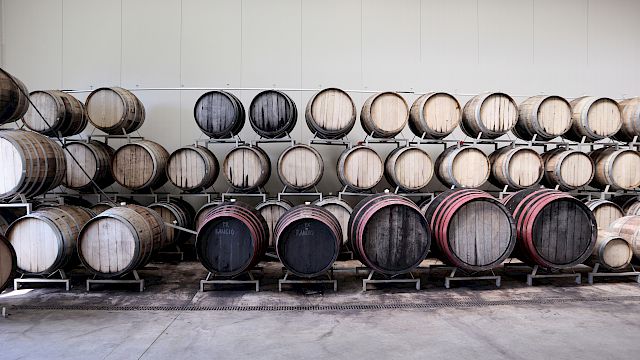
249 90 297 138
194 90 245 138
197 216 254 274
277 218 339 276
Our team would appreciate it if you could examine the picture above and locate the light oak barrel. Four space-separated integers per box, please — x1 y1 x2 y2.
222 145 271 191
194 90 245 138
584 199 624 230
488 146 543 190
0 234 16 293
589 147 640 190
588 232 634 271
23 90 88 137
360 92 409 138
337 145 384 191
255 199 292 247
614 97 640 142
384 146 434 191
0 69 29 125
514 95 572 141
409 92 461 139
610 195 640 214
435 145 490 188
7 205 94 275
313 196 352 246
461 92 518 139
0 130 66 200
541 148 594 191
63 140 115 191
565 97 621 141
166 145 219 192
195 200 224 229
149 199 195 245
78 205 168 277
85 87 145 134
608 216 640 260
112 140 169 190
305 88 356 139
249 90 297 138
277 144 323 191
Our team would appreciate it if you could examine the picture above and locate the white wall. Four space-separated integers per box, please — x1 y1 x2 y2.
1 0 640 199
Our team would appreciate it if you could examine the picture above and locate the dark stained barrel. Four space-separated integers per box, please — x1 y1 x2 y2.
424 189 516 272
610 195 640 214
194 90 245 138
348 193 430 275
502 189 597 269
249 90 297 138
196 201 268 276
274 205 341 278
0 68 29 125
149 198 195 245
0 234 16 293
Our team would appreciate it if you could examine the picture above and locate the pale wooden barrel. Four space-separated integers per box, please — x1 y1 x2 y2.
461 92 518 139
435 145 490 188
607 216 640 260
384 146 434 191
194 90 245 138
565 96 621 141
360 92 409 138
249 90 297 138
23 90 88 137
0 69 29 125
166 145 219 192
589 232 634 271
337 145 384 191
256 199 292 247
488 146 543 190
78 204 168 277
514 95 572 140
305 88 356 139
614 97 640 142
112 140 169 190
6 205 94 275
313 196 352 246
584 199 625 230
0 234 16 292
63 140 115 191
0 130 66 200
85 87 145 134
277 144 323 191
409 92 461 139
222 145 271 191
148 199 195 245
589 147 640 190
541 148 594 191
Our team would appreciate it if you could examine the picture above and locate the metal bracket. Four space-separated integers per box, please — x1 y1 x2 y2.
587 263 640 285
429 266 500 288
278 270 337 292
14 269 70 291
86 270 144 292
200 271 260 292
504 263 581 286
362 270 420 291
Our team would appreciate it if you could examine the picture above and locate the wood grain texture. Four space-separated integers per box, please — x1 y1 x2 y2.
515 95 572 140
584 199 624 230
0 234 16 293
305 88 356 139
256 199 292 247
589 147 640 190
384 146 434 191
85 87 145 135
565 97 621 141
610 195 640 214
435 145 490 188
90 202 114 215
541 148 594 191
222 145 271 191
589 232 633 271
148 199 195 245
249 90 297 138
63 140 115 191
608 216 640 261
489 146 543 190
361 92 409 138
277 144 323 190
23 90 87 137
614 97 640 142
194 90 245 138
337 145 383 191
167 145 219 192
0 69 29 125
409 92 461 139
461 93 518 139
112 140 169 190
195 201 223 230
313 197 352 246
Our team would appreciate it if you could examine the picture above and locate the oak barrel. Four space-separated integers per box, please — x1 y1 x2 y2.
63 140 115 191
305 88 356 139
610 195 640 214
249 90 297 138
409 92 461 139
435 145 490 188
112 140 169 190
0 234 16 293
78 205 168 277
194 90 245 138
7 205 94 275
541 148 594 191
277 144 323 191
149 199 195 245
313 196 352 246
588 232 633 271
85 87 145 134
424 189 516 271
0 208 21 235
625 201 640 216
360 92 409 138
608 216 640 260
348 194 430 275
488 146 543 190
514 95 572 141
256 199 292 248
565 97 621 141
0 130 66 200
166 145 219 192
196 201 268 276
614 97 640 142
502 189 597 269
91 201 114 214
584 199 624 230
222 145 271 191
23 90 88 137
337 145 383 191
195 200 223 229
461 92 518 139
589 147 640 190
384 146 434 191
0 69 29 125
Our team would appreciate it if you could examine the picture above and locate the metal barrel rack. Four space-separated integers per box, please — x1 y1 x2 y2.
587 263 640 285
428 265 501 288
503 263 581 286
200 270 262 292
86 270 145 292
14 269 71 291
278 270 337 292
358 268 421 291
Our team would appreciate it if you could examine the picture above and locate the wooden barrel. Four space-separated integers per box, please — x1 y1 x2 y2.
249 90 297 138
23 90 88 137
313 197 352 246
614 97 640 142
63 140 115 191
275 205 341 278
194 90 245 138
78 205 167 277
541 148 594 191
85 87 145 134
222 145 271 191
7 205 94 275
424 189 516 272
502 189 597 269
277 144 323 191
625 201 640 216
0 234 16 293
112 140 169 190
384 146 434 191
610 195 640 213
91 201 114 214
166 145 219 192
360 92 409 138
0 130 66 200
0 69 29 125
409 92 461 139
435 145 490 188
196 201 268 276
337 145 383 191
488 146 543 190
565 97 621 141
589 147 640 190
305 88 356 139
256 199 292 247
0 208 21 235
195 200 224 229
589 232 634 271
514 95 572 141
461 92 518 139
584 199 624 230
149 199 195 245
608 216 640 260
348 194 430 275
